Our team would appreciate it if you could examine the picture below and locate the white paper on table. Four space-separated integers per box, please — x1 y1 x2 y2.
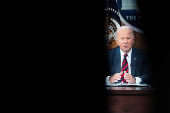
105 76 148 86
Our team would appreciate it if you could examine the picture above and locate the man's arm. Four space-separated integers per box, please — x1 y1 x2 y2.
108 71 123 83
138 54 153 84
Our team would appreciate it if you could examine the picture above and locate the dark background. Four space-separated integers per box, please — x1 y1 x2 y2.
138 1 170 112
6 0 170 112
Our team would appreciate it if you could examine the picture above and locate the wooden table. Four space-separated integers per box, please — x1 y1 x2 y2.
106 86 156 113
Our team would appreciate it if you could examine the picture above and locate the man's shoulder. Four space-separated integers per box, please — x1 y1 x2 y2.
109 46 120 53
133 47 145 53
132 47 148 57
106 46 119 58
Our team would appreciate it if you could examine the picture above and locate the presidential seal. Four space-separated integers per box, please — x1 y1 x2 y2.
104 5 121 50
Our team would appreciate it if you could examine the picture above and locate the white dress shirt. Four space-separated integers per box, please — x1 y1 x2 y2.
120 48 132 74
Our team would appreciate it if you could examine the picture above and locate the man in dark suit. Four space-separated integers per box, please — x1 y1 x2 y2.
107 26 152 84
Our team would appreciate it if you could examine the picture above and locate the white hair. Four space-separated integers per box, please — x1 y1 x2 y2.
115 26 134 38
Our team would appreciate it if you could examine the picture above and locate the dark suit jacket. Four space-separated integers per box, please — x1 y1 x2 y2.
106 46 152 83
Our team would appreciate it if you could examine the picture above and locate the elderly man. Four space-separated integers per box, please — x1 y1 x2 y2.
107 26 152 84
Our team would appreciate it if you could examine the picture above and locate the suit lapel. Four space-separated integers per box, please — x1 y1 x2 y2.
114 47 121 73
131 47 137 77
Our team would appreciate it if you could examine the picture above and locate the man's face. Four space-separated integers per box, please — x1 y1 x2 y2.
116 28 134 53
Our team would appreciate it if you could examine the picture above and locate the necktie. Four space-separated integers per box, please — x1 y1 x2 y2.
121 54 128 83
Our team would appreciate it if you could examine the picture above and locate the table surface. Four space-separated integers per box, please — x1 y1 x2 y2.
106 86 156 113
106 86 156 95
